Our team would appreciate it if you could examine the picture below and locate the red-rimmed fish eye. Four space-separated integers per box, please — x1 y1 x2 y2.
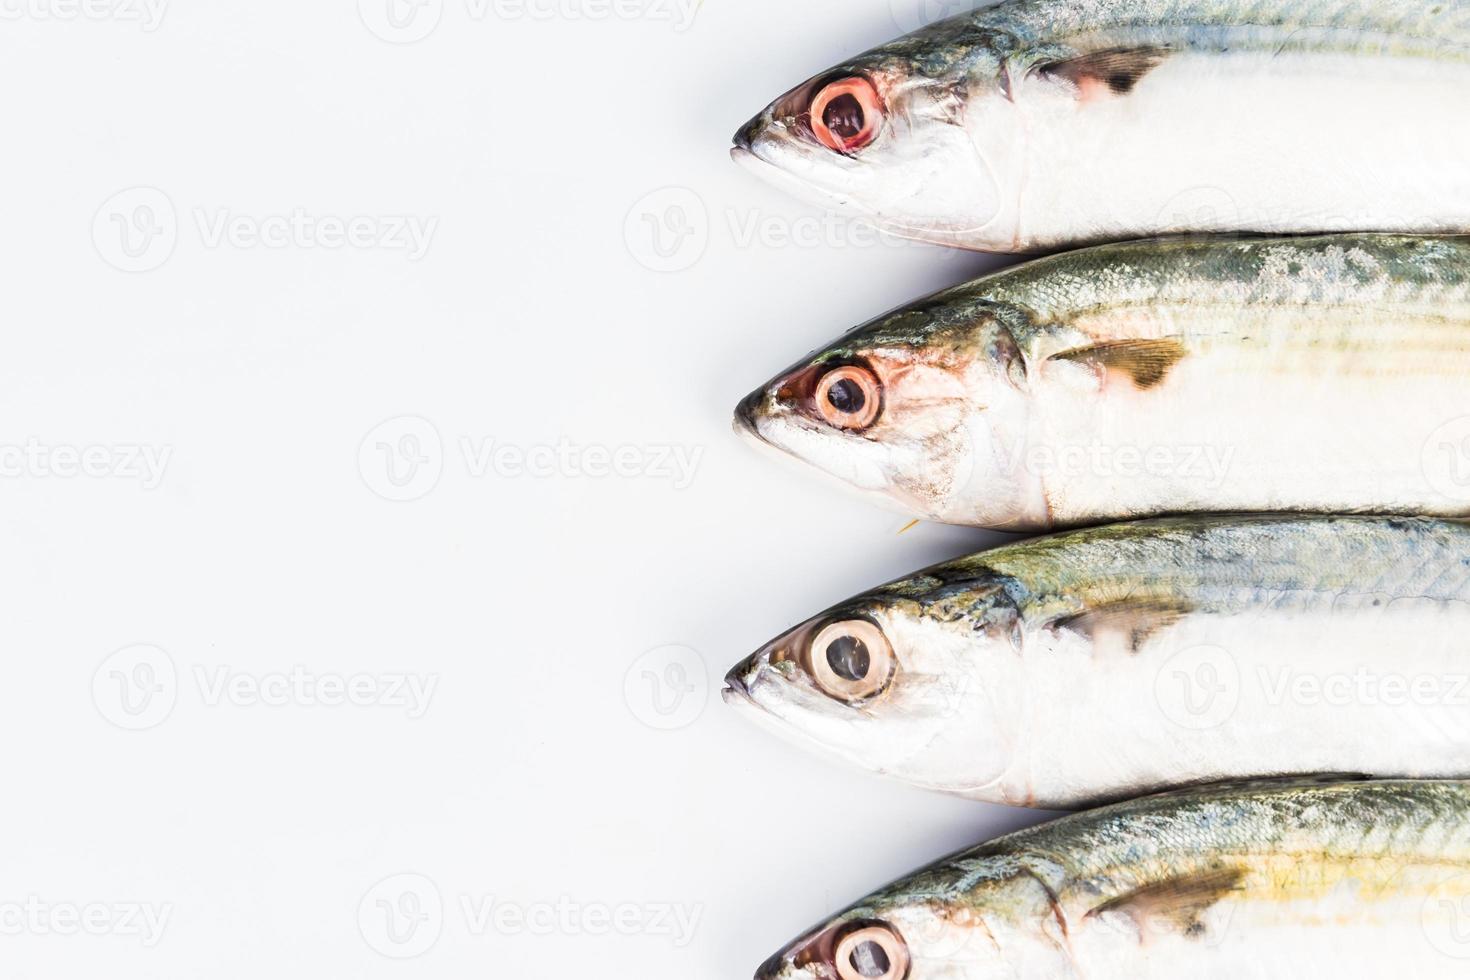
810 77 882 153
816 365 882 430
809 620 894 702
835 923 910 980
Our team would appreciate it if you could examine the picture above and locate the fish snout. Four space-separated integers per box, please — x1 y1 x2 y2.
734 389 765 439
733 113 765 153
722 664 753 704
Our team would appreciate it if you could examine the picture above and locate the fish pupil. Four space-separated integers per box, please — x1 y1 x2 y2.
826 635 870 681
850 940 890 977
823 93 865 142
827 378 866 415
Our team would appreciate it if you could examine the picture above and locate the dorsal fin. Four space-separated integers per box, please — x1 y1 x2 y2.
1039 46 1171 96
1049 337 1188 389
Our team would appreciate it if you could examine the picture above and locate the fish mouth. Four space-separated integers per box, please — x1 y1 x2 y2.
732 113 764 152
730 145 858 215
722 665 753 705
733 389 764 440
730 394 808 472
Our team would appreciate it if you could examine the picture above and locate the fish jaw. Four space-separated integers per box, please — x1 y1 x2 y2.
732 384 943 521
730 145 862 217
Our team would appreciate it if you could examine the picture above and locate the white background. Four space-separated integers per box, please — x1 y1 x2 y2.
0 0 1054 976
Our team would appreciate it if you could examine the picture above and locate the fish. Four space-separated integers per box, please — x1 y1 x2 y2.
751 777 1470 980
731 0 1470 252
723 515 1470 809
734 233 1470 530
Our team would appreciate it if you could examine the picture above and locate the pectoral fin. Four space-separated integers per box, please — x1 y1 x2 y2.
1051 598 1192 654
1049 338 1188 390
1086 867 1245 940
1039 46 1171 97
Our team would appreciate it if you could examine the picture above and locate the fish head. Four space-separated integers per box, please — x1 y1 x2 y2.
734 294 1043 528
731 22 1017 249
751 861 1065 979
723 571 1028 798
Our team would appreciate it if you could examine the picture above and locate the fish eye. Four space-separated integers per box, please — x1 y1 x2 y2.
835 923 909 980
809 620 894 702
810 77 882 154
815 365 882 430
